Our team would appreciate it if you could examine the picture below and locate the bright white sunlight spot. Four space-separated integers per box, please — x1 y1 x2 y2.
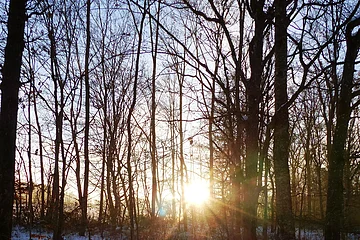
184 179 210 205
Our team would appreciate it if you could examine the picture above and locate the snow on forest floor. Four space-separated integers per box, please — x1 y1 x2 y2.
11 225 360 239
264 227 360 240
11 225 125 240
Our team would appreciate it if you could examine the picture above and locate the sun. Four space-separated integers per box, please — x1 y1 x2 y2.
184 179 210 205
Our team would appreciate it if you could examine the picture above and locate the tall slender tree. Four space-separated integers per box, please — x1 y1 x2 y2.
0 0 27 238
273 0 295 238
126 0 147 238
325 17 360 240
79 0 91 235
243 1 267 238
149 0 161 218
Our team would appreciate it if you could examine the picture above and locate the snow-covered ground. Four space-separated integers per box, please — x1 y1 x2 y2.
11 225 360 239
11 226 123 240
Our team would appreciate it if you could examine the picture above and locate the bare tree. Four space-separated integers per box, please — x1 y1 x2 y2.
325 17 360 240
126 0 147 238
273 0 295 238
0 0 27 238
79 0 91 235
149 0 161 218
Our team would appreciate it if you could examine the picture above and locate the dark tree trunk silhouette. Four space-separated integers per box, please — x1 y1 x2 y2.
0 0 27 238
273 0 295 238
79 0 91 235
243 1 266 238
126 1 147 238
149 0 161 217
325 18 360 240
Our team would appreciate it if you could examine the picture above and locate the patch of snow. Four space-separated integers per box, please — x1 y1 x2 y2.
11 225 127 240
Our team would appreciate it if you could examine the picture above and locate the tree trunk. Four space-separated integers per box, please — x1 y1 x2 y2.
179 68 188 233
48 23 61 240
99 78 107 235
149 0 161 217
305 126 312 217
0 0 27 238
126 1 147 237
243 2 265 238
209 77 215 198
79 0 91 235
325 18 360 240
33 78 45 220
273 0 295 238
27 82 34 234
170 84 176 220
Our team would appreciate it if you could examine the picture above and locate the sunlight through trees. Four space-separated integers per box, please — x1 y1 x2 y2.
1 0 360 239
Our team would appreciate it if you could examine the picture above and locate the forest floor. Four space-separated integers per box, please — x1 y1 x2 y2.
11 225 114 240
11 225 360 240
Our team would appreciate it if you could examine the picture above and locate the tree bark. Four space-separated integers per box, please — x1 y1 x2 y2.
179 75 188 233
149 0 161 217
32 76 45 219
27 81 34 234
243 1 266 238
79 0 91 235
325 18 360 240
126 1 147 237
273 0 295 238
0 0 27 238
